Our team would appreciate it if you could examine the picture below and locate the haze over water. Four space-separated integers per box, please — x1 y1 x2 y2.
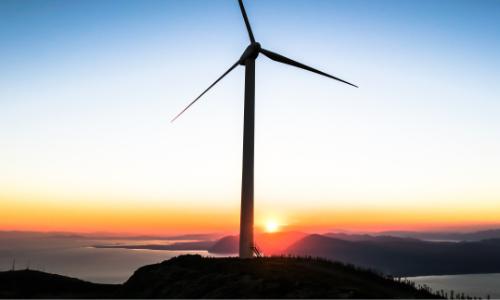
0 232 221 283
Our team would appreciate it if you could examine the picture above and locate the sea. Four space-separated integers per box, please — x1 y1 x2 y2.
408 273 500 299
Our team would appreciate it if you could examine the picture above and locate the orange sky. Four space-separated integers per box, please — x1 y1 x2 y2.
2 190 499 235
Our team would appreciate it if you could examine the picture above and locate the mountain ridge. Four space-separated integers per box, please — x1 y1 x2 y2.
287 234 500 276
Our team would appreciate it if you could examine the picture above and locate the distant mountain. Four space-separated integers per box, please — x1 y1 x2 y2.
378 229 500 241
93 231 306 254
208 235 238 254
325 229 500 242
0 255 441 298
325 233 418 242
255 231 308 254
89 233 221 241
94 240 216 251
325 233 380 241
208 231 307 255
287 234 500 276
0 230 221 241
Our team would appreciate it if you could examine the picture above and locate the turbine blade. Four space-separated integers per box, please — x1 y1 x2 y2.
171 61 239 123
238 0 255 43
260 48 358 88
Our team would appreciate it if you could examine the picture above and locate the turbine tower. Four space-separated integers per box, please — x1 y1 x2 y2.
172 0 357 258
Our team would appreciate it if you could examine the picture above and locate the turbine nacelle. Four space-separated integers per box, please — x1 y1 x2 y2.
171 0 358 123
239 42 261 65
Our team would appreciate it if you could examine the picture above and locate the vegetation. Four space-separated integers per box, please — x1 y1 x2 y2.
119 255 441 298
0 269 117 298
0 255 445 298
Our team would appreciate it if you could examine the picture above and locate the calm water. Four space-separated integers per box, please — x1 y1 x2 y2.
409 273 500 299
0 233 225 283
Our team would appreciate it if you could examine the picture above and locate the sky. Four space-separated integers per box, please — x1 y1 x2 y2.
1 0 500 234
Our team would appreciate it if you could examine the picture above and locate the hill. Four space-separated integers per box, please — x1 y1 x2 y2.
0 269 118 298
120 255 439 298
287 234 500 276
0 255 440 298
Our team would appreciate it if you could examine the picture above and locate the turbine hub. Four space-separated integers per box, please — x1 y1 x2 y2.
239 42 261 65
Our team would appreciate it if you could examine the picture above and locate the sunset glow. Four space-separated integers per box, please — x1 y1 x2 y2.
265 220 280 233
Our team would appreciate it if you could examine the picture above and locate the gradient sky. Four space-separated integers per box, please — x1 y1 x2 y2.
1 0 500 234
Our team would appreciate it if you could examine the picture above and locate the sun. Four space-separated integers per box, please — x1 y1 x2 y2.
264 219 280 233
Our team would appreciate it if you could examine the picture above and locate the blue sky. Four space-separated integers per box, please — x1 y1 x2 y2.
1 0 500 232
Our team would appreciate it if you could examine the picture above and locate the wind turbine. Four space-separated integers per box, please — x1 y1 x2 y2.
172 0 357 258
